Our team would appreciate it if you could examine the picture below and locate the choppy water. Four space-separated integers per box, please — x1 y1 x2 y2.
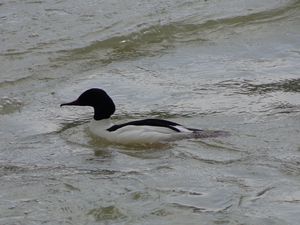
1 0 300 224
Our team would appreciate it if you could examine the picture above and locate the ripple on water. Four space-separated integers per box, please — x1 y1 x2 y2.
0 164 27 177
87 205 127 222
0 97 23 115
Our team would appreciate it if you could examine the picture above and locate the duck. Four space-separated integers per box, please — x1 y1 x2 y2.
60 88 226 144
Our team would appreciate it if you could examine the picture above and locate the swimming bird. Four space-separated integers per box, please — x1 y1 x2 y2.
61 88 226 144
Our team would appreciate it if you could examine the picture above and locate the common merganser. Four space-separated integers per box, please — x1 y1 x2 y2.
61 88 226 144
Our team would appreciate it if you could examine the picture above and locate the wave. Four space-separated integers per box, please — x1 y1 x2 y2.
56 0 300 64
217 78 300 94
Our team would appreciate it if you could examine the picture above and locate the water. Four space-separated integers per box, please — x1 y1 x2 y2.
1 0 300 224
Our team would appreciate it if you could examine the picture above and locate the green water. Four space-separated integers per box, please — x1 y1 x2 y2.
1 0 300 224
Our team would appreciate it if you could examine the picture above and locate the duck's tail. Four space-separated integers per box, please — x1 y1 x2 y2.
188 128 230 138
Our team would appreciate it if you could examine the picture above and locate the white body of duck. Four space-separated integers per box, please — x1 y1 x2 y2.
89 118 193 144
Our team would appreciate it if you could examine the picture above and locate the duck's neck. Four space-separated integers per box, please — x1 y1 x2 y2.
94 107 113 120
89 118 114 135
91 118 113 126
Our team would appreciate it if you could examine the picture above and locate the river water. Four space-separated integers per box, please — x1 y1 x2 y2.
1 0 300 224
